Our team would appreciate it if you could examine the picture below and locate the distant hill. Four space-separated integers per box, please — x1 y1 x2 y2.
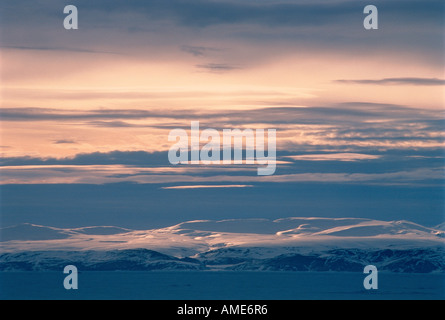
1 217 444 272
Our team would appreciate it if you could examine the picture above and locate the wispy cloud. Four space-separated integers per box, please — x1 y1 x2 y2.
162 185 253 190
0 151 169 167
2 102 438 123
1 163 442 186
53 140 77 144
195 63 241 73
181 45 221 57
335 77 445 86
0 45 118 55
87 120 146 128
2 0 443 71
2 103 444 156
283 153 381 162
0 108 159 121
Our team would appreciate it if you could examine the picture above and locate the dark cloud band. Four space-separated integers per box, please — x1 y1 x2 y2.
336 77 445 86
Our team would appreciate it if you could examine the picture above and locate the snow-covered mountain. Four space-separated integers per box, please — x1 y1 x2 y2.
435 222 445 231
1 218 444 272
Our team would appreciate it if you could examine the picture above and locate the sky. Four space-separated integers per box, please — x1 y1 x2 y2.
0 0 444 229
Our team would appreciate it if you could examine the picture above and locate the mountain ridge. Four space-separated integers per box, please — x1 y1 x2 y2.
1 246 443 273
0 217 444 273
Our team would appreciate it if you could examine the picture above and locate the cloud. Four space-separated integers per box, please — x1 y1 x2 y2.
87 120 146 128
2 0 443 69
181 45 221 57
3 0 442 28
53 140 77 144
195 63 241 73
3 102 437 124
0 108 160 121
2 103 443 154
1 163 442 186
162 184 253 189
335 77 445 86
283 153 381 161
0 45 118 55
0 151 170 167
1 147 443 186
68 0 442 29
